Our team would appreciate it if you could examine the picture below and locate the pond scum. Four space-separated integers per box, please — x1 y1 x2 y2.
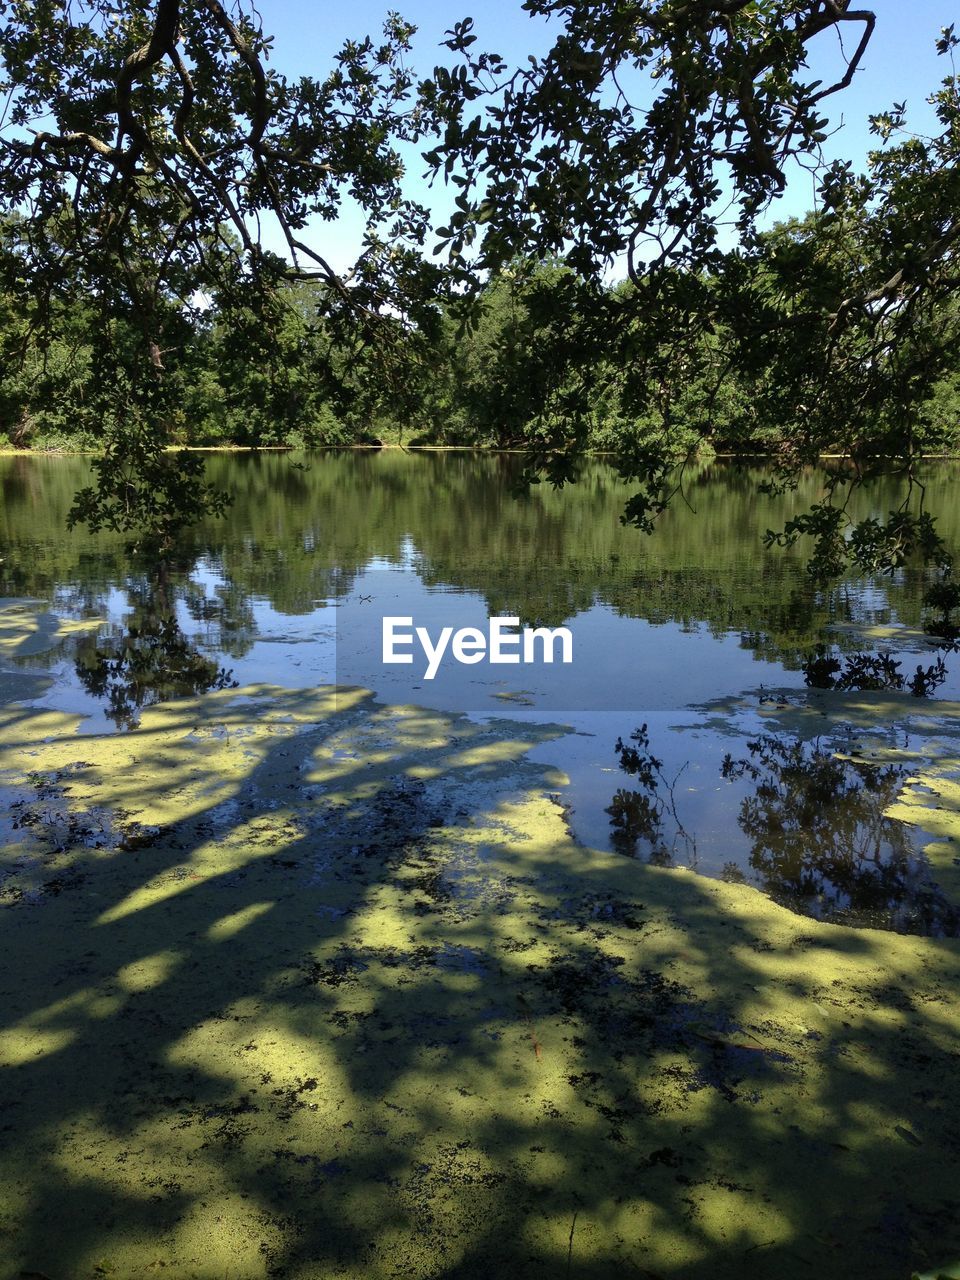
1 601 960 1279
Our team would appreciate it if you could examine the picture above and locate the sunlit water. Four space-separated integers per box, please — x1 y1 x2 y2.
3 449 960 934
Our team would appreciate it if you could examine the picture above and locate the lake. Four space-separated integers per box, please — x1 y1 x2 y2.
2 449 959 934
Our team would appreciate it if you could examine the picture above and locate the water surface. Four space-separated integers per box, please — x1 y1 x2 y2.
2 450 959 933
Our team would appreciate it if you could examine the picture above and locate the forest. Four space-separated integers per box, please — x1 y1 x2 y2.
3 4 960 1279
3 234 960 462
1 1 959 569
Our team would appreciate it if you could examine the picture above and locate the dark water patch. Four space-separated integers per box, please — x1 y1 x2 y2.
305 942 489 989
303 950 370 988
542 890 647 932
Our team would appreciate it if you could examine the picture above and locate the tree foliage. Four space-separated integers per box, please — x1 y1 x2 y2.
424 4 960 572
428 1 874 278
0 0 444 535
1 1 959 575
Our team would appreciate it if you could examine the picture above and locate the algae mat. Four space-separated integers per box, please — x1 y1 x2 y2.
0 680 959 1279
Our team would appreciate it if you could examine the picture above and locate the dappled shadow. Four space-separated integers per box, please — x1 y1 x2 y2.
1 685 960 1278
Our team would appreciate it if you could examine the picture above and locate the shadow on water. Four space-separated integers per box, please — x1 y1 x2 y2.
0 688 959 1278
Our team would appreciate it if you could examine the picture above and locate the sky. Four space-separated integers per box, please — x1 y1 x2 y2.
250 0 959 273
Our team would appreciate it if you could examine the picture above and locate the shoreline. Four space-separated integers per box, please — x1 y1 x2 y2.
3 443 960 460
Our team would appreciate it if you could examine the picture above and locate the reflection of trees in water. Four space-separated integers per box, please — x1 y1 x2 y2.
606 725 960 936
924 579 960 643
7 453 960 669
180 577 256 660
73 563 240 729
802 648 948 697
721 735 960 936
606 725 696 868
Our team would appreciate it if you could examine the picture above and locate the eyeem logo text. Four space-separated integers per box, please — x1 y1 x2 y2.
382 616 573 680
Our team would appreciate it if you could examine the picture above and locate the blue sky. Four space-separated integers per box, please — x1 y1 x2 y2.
253 0 959 272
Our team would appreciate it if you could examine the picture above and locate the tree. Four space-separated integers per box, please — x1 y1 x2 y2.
0 0 444 535
427 4 960 572
428 2 875 279
2 0 959 576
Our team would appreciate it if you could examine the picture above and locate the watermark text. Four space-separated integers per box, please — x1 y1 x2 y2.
382 616 573 680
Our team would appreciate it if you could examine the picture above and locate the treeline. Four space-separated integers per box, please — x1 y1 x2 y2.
3 217 960 459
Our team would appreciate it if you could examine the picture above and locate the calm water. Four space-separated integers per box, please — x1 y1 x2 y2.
2 450 959 934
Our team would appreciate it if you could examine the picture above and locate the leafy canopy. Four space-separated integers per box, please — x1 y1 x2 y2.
1 1 959 577
0 0 444 536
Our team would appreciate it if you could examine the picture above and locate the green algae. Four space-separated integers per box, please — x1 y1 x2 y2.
0 598 101 663
0 659 959 1275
